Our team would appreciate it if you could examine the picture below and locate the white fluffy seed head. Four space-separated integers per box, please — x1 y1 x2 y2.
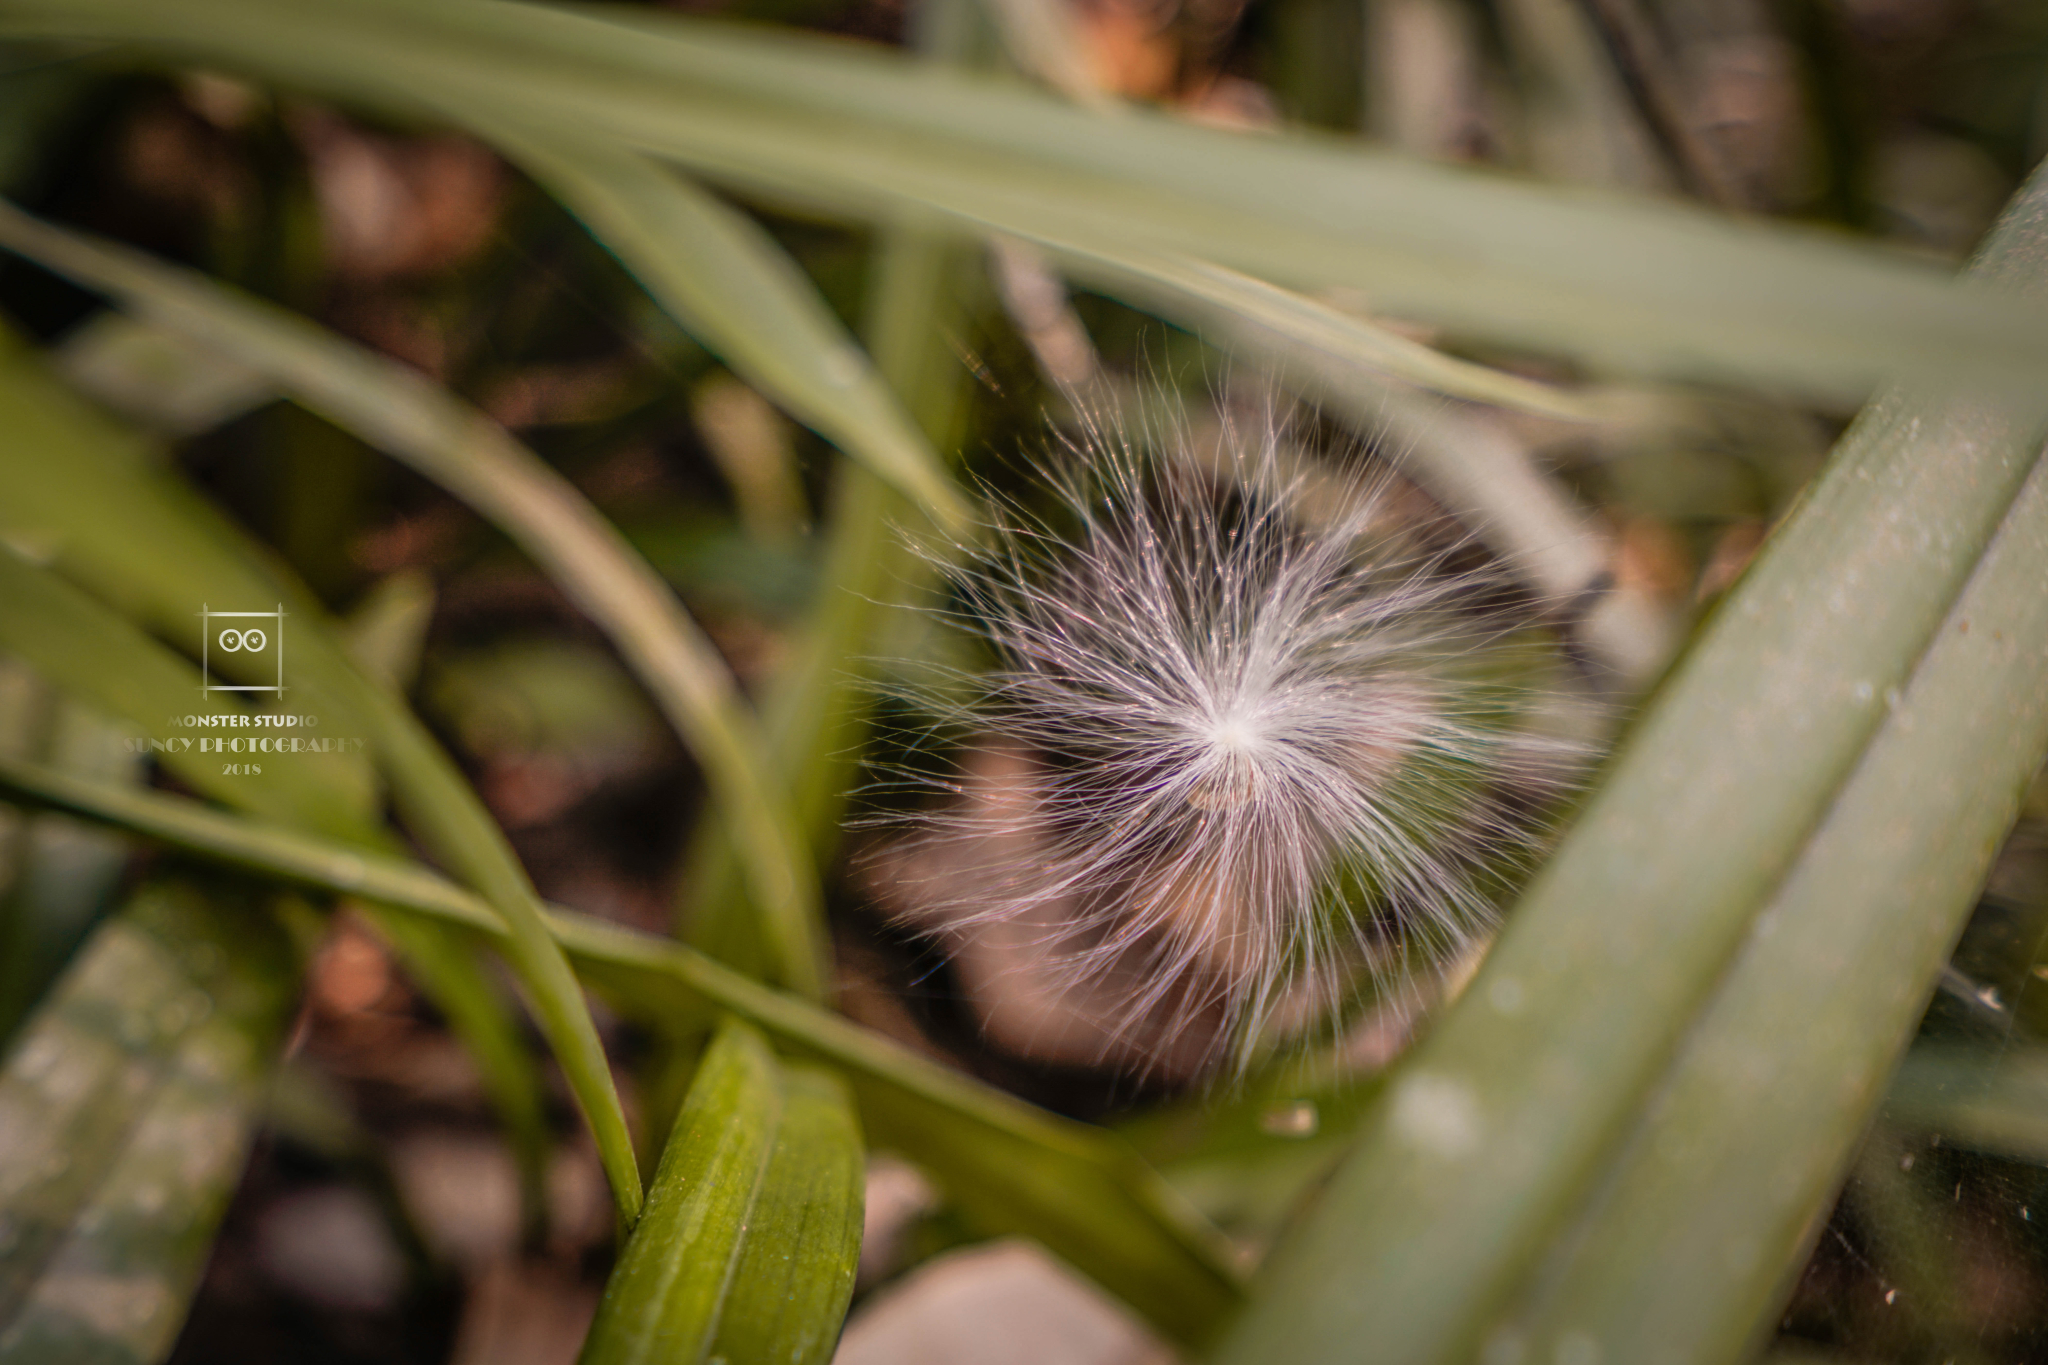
862 403 1585 1080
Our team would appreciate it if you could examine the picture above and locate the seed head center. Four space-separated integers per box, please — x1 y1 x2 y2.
1208 715 1261 754
1186 713 1267 812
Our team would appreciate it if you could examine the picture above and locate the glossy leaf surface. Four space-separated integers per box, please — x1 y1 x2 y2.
0 878 294 1364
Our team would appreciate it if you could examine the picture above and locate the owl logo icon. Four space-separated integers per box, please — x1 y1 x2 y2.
199 604 286 699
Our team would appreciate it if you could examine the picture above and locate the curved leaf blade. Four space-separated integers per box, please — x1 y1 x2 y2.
1052 243 1611 422
581 1018 781 1365
0 878 294 1364
2 0 2044 402
1884 1046 2048 1165
486 129 971 538
0 756 1247 1347
707 1065 864 1365
0 684 139 1047
1212 157 2048 1365
0 199 828 1003
677 208 979 956
0 368 605 1223
1500 434 2048 1362
675 0 983 969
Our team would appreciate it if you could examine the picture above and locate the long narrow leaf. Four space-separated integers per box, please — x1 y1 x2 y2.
0 400 636 1223
3 0 2046 403
1212 158 2048 1365
679 221 979 951
1052 240 1612 422
485 128 971 537
0 877 294 1362
956 0 1609 425
581 1018 782 1365
1501 440 2048 1362
588 1029 862 1365
706 1064 864 1365
1884 1046 2048 1164
510 112 1610 429
0 754 1246 1346
0 199 828 1002
0 541 555 1207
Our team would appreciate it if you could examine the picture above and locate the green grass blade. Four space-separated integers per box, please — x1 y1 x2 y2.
339 569 436 695
484 128 971 538
579 1017 782 1365
675 0 982 959
0 336 556 1224
674 231 977 952
336 576 552 1223
1884 1045 2048 1164
1052 242 1611 422
1499 440 2048 1363
5 0 2047 402
0 877 295 1363
512 90 1597 429
705 1063 864 1365
0 755 1247 1347
1212 161 2048 1365
0 199 827 1002
0 752 528 940
0 693 140 1046
0 372 632 1226
346 614 650 1226
0 543 556 1225
960 0 1600 426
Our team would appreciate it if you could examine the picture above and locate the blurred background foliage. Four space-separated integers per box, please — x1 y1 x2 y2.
1 0 2048 1362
